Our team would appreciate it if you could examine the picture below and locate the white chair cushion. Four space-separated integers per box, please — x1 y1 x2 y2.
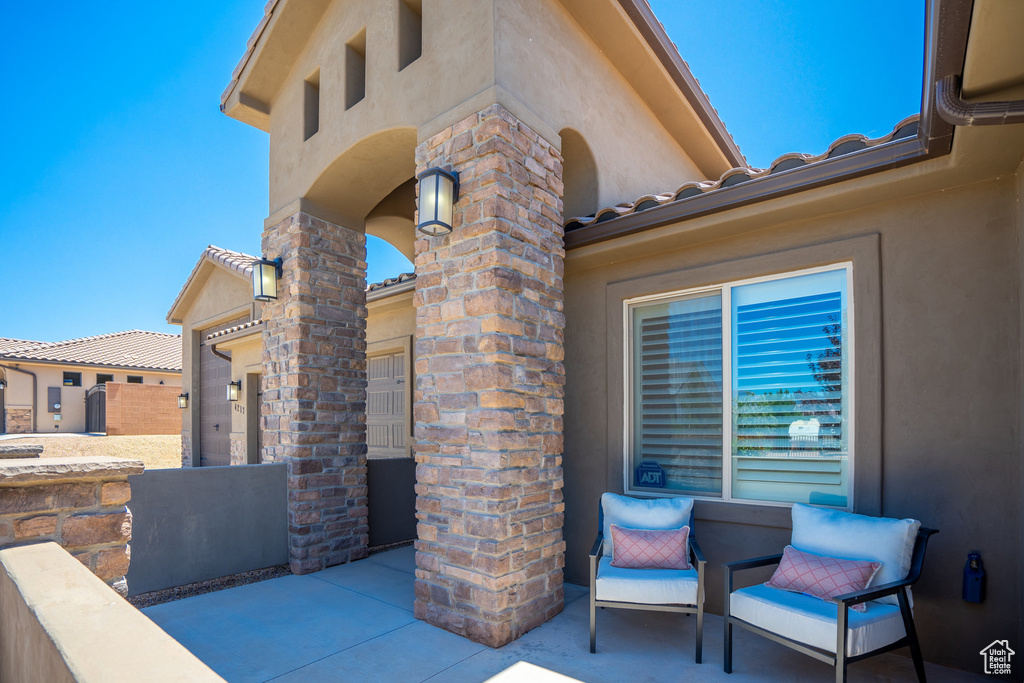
730 584 906 657
601 493 693 557
791 504 920 606
595 556 699 605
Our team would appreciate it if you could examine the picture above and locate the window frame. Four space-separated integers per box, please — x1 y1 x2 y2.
623 262 855 509
96 373 113 384
126 375 143 384
63 371 82 387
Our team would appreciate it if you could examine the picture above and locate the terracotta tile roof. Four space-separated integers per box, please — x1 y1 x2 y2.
206 319 265 341
0 330 182 372
0 338 46 354
167 245 260 323
565 115 920 230
367 273 416 292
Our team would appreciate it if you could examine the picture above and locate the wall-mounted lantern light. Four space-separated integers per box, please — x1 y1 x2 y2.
0 379 6 390
416 168 460 236
226 381 241 402
177 393 189 409
252 256 283 302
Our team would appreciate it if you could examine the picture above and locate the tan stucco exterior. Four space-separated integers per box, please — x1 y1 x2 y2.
0 363 180 435
224 0 735 260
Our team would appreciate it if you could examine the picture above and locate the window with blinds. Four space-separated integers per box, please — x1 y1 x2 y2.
627 266 851 506
632 293 723 495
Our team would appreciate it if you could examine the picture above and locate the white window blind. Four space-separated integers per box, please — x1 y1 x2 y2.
632 293 723 495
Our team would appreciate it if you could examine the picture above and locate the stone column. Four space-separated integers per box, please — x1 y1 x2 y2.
261 210 369 574
413 104 566 647
0 455 142 595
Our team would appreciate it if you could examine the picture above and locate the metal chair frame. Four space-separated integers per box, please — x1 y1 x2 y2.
723 527 938 683
588 499 706 663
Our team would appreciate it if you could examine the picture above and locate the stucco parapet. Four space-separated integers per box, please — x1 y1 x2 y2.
0 457 144 484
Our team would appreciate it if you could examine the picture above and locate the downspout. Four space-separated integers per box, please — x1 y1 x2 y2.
0 363 39 432
936 75 1024 126
209 344 232 363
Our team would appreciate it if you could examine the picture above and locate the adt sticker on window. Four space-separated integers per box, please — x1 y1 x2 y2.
634 461 666 488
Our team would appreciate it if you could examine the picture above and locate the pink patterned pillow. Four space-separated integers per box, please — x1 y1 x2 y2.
610 525 691 570
767 545 882 612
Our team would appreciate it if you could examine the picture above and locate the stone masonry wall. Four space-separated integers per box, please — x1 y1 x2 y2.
105 383 181 436
261 210 370 574
181 432 193 468
5 408 32 434
0 456 143 595
230 433 246 466
413 104 566 647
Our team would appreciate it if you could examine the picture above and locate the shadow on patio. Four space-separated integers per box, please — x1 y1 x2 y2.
143 546 983 683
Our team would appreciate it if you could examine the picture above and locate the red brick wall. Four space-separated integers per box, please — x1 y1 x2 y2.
105 383 181 436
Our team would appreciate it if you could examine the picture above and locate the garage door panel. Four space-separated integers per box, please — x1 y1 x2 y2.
367 350 407 459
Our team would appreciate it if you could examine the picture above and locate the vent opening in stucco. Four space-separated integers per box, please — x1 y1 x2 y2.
346 28 367 110
304 69 320 140
398 0 422 71
559 128 598 220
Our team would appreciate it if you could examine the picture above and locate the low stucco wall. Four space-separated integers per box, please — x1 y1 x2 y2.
126 464 287 595
105 382 181 436
0 542 222 682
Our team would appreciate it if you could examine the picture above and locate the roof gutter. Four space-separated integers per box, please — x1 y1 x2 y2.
935 75 1024 126
565 0 973 250
0 364 38 432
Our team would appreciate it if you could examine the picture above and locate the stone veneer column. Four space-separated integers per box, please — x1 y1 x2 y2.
413 104 566 647
0 454 141 595
261 210 370 574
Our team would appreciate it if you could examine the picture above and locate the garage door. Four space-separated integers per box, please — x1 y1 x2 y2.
367 351 407 458
199 316 247 467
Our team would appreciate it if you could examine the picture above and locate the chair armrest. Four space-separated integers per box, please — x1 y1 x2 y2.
722 553 783 575
590 533 604 559
835 578 912 606
689 538 706 567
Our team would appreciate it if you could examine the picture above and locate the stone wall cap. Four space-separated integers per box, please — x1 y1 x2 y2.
0 444 43 459
0 456 145 483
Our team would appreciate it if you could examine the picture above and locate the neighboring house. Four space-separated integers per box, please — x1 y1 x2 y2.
0 331 182 434
213 0 1023 671
168 245 416 466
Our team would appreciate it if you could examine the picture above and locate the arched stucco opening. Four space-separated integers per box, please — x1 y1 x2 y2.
304 127 418 243
365 178 416 262
559 127 598 220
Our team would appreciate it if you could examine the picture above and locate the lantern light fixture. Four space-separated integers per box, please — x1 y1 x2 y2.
0 379 6 390
252 256 283 302
226 381 241 402
416 168 460 236
177 393 189 409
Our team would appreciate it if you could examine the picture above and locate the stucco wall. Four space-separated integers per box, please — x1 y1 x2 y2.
562 176 1022 672
0 364 180 434
493 0 703 212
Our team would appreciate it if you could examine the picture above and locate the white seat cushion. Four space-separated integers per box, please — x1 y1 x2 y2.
730 584 906 657
601 493 693 557
595 556 698 605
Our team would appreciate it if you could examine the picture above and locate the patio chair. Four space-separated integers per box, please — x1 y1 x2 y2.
722 503 938 683
589 492 706 662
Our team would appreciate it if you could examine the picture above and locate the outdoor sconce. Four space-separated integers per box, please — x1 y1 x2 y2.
416 168 460 236
252 256 283 302
0 379 6 390
226 381 241 402
177 393 189 409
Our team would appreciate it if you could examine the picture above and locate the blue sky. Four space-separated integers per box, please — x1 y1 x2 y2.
0 1 924 343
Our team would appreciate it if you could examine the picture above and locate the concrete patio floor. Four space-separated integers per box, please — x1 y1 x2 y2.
143 546 984 683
